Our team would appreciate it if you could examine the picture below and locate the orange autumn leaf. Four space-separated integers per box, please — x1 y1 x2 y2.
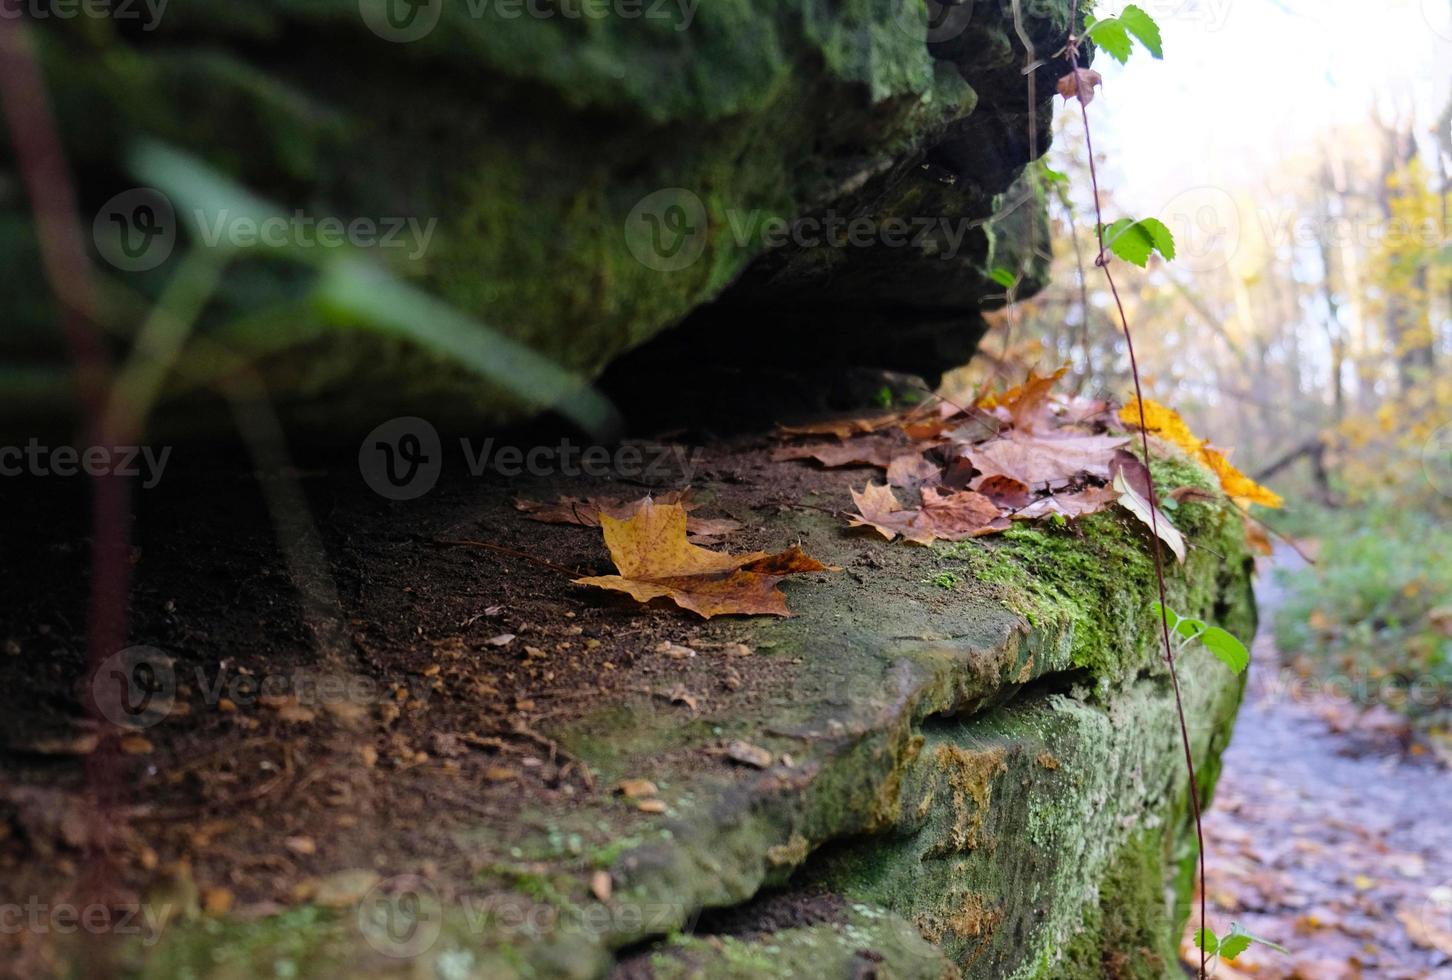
1201 447 1285 510
1120 398 1283 510
574 498 826 618
977 367 1069 431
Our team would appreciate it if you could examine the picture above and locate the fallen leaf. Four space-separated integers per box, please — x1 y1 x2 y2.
1013 486 1118 521
590 870 613 903
120 735 154 755
887 453 942 490
285 836 317 856
965 432 1129 488
486 634 516 647
977 367 1068 431
313 870 381 908
202 887 234 916
725 740 774 769
1399 906 1452 955
771 435 902 469
1057 68 1103 105
1201 446 1284 510
666 684 699 711
849 484 1002 545
574 499 827 618
1121 399 1282 510
1113 471 1187 563
917 487 1003 538
636 799 668 814
617 778 658 799
977 475 1032 509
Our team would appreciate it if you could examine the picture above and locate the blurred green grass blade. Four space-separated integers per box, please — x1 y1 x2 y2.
316 258 621 437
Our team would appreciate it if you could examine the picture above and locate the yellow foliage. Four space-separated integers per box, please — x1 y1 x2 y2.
1121 398 1284 510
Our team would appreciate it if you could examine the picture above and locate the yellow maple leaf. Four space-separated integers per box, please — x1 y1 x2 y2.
1119 398 1204 458
1121 398 1283 510
574 498 827 618
1201 447 1284 510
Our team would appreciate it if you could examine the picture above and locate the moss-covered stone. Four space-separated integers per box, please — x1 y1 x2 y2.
1 0 1081 435
100 444 1254 979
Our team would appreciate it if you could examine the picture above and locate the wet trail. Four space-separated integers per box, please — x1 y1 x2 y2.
1182 547 1452 978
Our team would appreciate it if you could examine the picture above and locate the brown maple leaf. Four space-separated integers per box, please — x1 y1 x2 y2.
1012 486 1118 521
848 484 1003 545
574 498 826 618
771 435 903 469
964 432 1129 489
1058 68 1103 105
977 367 1068 432
887 453 943 490
976 475 1032 509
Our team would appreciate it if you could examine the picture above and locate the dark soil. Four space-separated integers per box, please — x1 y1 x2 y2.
0 423 882 970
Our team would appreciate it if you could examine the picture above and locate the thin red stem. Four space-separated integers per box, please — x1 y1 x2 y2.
1062 4 1208 975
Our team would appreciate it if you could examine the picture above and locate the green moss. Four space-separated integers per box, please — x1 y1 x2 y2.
935 447 1254 682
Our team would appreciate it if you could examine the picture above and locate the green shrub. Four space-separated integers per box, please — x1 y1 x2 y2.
1274 500 1452 734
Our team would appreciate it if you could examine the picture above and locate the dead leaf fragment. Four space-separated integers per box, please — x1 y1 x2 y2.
617 778 658 799
725 740 774 769
977 367 1068 431
574 499 827 618
1058 68 1103 105
1013 486 1118 521
849 484 1002 545
966 432 1129 488
636 799 668 814
590 870 613 903
771 435 902 469
1113 471 1187 563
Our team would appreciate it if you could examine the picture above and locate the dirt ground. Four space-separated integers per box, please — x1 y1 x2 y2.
0 427 877 972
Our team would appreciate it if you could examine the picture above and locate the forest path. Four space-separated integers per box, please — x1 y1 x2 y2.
1181 546 1452 978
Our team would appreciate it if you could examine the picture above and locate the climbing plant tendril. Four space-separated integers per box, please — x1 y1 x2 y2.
1058 3 1207 975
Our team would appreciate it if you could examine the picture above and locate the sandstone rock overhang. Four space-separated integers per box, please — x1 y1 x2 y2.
2 1 1084 436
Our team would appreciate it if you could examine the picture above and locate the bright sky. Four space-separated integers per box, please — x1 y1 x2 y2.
1081 0 1452 213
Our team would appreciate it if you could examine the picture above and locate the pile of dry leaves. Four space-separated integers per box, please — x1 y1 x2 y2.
515 368 1280 619
774 367 1279 555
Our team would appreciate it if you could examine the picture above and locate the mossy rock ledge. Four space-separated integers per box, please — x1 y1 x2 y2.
3 0 1080 434
117 444 1256 980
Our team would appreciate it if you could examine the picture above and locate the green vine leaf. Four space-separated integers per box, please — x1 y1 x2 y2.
1083 6 1165 64
989 267 1018 288
1117 5 1164 59
1200 626 1251 674
1101 218 1176 267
